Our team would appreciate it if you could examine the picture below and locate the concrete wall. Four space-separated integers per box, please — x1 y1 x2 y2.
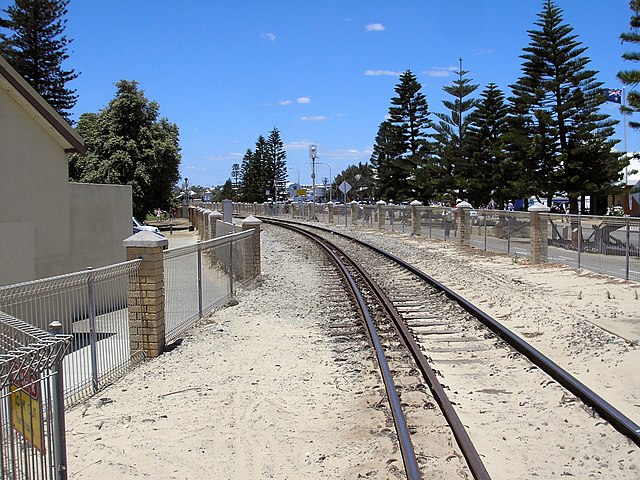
0 75 132 286
68 183 132 272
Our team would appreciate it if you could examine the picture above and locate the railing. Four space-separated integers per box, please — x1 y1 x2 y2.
0 260 144 406
163 230 254 344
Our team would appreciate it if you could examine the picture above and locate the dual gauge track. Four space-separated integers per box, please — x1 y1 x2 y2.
261 218 640 479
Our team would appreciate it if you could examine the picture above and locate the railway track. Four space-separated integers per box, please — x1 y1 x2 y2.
263 217 640 479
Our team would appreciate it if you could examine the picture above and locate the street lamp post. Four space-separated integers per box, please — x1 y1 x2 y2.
309 145 317 203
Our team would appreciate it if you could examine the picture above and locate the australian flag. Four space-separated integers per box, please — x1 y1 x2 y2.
607 88 622 104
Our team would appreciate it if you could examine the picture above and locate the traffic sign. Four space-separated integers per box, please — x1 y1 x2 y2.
338 181 351 194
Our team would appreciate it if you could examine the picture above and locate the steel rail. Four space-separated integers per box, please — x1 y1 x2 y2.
282 225 422 480
334 242 492 480
267 218 640 447
270 219 490 480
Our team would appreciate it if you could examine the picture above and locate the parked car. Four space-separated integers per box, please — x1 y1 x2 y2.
133 217 163 236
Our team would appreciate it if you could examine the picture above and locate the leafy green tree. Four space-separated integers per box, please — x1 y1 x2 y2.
333 163 373 202
0 0 77 120
433 60 479 200
509 0 621 213
619 0 640 130
387 70 433 201
69 80 181 219
465 83 513 206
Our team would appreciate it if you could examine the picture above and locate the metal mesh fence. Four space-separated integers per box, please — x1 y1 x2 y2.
0 313 71 480
0 260 144 406
163 230 254 344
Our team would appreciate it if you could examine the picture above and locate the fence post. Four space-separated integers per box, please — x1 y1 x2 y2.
410 200 422 236
86 267 99 392
456 201 472 246
242 216 262 278
123 231 168 358
210 210 223 238
49 320 68 480
349 201 358 227
377 200 386 231
328 202 334 224
528 202 550 263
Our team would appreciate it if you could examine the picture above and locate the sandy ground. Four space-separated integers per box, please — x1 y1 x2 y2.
65 225 640 479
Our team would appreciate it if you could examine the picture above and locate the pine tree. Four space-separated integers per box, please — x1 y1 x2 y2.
0 0 78 121
388 70 432 201
619 0 640 130
433 59 479 200
465 83 512 206
69 80 181 219
264 128 287 201
369 120 404 200
509 0 621 213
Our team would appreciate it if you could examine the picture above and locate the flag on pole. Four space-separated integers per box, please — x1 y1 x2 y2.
607 88 622 104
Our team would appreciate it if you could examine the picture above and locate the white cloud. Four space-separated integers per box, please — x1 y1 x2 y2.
322 147 373 160
424 66 457 77
364 69 401 77
300 113 345 122
365 23 385 32
285 141 313 150
262 32 276 42
301 115 329 122
277 97 310 106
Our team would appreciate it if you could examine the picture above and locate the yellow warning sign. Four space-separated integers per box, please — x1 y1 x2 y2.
10 377 43 451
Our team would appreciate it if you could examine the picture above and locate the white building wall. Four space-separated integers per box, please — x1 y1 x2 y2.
0 73 132 286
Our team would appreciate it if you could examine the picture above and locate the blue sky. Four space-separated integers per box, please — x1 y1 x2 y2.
2 0 637 187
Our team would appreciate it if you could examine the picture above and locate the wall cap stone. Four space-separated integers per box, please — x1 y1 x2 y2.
242 215 262 225
528 202 551 212
410 199 422 206
123 231 169 248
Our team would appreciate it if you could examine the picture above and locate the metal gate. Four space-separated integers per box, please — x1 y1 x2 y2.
0 313 71 480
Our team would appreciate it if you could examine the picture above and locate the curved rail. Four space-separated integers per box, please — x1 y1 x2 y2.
265 218 640 447
286 226 422 479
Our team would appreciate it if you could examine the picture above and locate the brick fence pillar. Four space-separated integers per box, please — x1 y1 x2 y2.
377 200 386 231
456 200 472 247
410 199 422 235
529 202 550 263
202 209 212 240
307 202 314 221
209 210 223 237
351 201 359 226
242 215 262 278
124 231 169 358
